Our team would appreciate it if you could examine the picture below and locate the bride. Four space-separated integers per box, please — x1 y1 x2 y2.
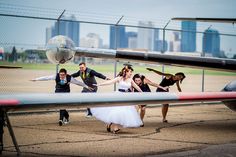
91 65 143 133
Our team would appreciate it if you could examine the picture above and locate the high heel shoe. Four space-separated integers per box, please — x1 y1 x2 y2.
112 128 120 134
106 123 112 132
162 119 168 123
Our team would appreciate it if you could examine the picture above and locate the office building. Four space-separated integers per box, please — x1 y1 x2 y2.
181 21 196 52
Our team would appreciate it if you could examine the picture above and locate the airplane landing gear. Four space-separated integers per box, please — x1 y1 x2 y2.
0 108 21 156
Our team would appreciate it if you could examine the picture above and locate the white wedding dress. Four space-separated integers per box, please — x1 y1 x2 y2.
91 79 143 128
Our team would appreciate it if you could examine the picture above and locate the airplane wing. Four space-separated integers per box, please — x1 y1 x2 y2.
75 47 236 72
171 17 236 23
0 92 236 112
1 91 235 155
0 65 22 69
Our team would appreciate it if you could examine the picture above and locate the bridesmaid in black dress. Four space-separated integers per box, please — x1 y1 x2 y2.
147 68 186 123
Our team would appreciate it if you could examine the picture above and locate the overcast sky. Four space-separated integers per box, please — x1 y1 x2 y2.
0 0 236 54
3 0 235 19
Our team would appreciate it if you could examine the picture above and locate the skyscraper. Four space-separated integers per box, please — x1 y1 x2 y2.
67 15 80 46
154 40 168 52
181 21 196 52
46 27 52 44
126 32 137 49
137 21 155 51
46 15 80 46
80 33 103 48
202 29 220 57
169 32 181 52
153 28 161 51
54 16 66 36
109 25 127 49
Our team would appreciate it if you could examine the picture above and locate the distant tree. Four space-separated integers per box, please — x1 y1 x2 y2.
37 50 47 59
9 46 17 62
18 51 27 62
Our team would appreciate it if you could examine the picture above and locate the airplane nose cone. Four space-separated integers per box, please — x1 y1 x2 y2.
222 80 236 111
222 80 236 92
46 35 75 64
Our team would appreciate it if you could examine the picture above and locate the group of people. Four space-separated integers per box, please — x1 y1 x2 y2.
31 63 185 133
31 62 109 126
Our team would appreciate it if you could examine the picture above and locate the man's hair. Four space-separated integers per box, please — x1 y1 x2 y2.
133 73 142 81
59 68 67 74
79 62 86 66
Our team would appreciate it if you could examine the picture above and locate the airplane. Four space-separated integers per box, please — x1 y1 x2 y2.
46 35 236 72
0 34 236 155
0 65 22 69
171 17 236 24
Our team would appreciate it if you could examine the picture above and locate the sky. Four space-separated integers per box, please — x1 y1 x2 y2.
0 0 236 55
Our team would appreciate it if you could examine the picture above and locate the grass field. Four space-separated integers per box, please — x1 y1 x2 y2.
1 61 236 76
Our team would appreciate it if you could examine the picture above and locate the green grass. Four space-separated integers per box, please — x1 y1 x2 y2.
1 61 236 76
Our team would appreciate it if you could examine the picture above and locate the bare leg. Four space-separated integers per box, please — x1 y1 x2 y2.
162 104 169 122
140 106 145 121
139 106 145 127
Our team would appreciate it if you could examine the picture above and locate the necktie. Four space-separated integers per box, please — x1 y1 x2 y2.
82 72 85 79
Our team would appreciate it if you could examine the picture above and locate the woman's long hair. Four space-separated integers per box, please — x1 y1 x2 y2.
117 65 134 78
175 72 186 84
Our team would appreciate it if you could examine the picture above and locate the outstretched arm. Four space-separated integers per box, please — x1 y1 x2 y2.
146 68 172 78
131 79 142 92
90 70 108 80
30 75 56 81
144 78 168 91
96 76 121 86
70 77 92 90
176 81 182 92
71 71 80 78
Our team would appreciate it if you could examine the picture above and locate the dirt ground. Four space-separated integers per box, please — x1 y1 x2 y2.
0 69 235 93
3 105 236 157
0 69 236 156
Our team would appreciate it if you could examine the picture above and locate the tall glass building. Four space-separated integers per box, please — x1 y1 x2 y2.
46 15 80 46
126 32 137 49
202 29 220 57
67 15 80 47
109 25 127 49
137 21 155 51
153 28 162 51
181 21 196 52
54 15 66 36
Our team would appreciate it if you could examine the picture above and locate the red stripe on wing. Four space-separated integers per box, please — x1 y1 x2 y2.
0 99 20 106
177 92 236 101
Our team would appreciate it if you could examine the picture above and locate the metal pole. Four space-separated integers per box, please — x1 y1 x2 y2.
114 16 124 91
202 69 205 92
5 112 21 156
57 9 66 36
0 109 4 155
202 25 212 92
56 64 59 74
162 20 171 78
162 20 171 53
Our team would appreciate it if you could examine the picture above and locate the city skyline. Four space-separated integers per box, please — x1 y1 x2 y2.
0 0 236 57
45 16 223 58
46 15 80 46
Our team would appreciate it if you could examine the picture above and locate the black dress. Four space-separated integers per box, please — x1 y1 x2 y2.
156 76 177 92
134 75 151 93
